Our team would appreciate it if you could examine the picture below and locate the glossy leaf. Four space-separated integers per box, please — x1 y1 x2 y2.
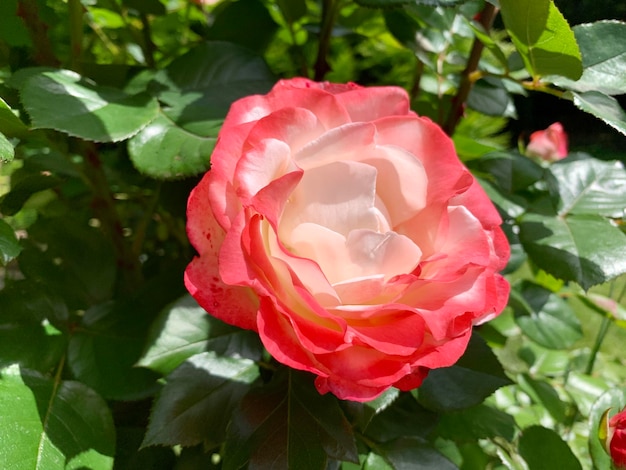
223 370 358 469
571 91 626 136
143 352 259 448
0 96 28 137
437 404 517 442
417 333 511 412
517 374 567 422
509 281 582 349
13 68 159 142
377 437 457 470
0 132 13 162
518 425 582 469
139 294 263 375
469 151 544 194
0 218 21 265
0 365 115 469
128 41 275 178
355 0 464 7
345 388 400 431
500 0 582 80
553 21 626 95
549 158 626 218
519 213 626 289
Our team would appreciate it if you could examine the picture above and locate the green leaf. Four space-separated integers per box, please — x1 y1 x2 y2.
344 388 400 432
276 0 307 23
499 0 582 80
517 374 567 422
366 393 439 443
68 301 161 400
417 333 511 412
0 365 115 469
143 352 259 448
356 0 463 7
509 281 583 349
139 294 263 375
469 151 544 194
438 404 517 442
0 218 21 265
223 370 358 469
548 158 626 218
518 425 582 470
552 21 626 95
467 79 515 117
377 437 457 470
519 213 626 290
571 91 626 136
0 97 28 137
122 0 166 15
13 68 159 142
129 41 275 178
0 172 62 216
588 388 626 470
0 132 14 162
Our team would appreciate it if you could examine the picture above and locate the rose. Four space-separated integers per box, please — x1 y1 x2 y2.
606 408 626 469
526 122 568 162
185 78 510 401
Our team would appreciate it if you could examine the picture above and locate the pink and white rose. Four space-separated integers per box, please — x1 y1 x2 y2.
185 78 510 401
526 122 568 162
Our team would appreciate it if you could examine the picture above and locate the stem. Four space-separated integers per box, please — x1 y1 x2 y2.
79 142 143 294
443 2 498 135
409 59 425 103
139 12 157 69
131 183 161 258
313 0 341 81
68 0 84 72
584 316 611 375
16 0 61 67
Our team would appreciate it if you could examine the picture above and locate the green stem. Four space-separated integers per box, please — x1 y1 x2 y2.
443 2 498 135
585 315 611 375
139 12 157 69
313 0 341 81
68 0 84 72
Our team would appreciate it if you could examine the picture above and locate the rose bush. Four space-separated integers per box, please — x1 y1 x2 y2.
185 78 510 401
607 408 626 469
526 122 569 162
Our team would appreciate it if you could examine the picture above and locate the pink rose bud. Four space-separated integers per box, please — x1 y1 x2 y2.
526 122 568 162
606 408 626 469
185 78 510 401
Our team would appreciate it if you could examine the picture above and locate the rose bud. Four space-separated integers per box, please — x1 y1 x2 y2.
603 407 626 469
185 78 510 401
526 122 568 162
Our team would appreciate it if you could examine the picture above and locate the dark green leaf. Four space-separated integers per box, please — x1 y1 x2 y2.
13 68 159 142
0 172 63 216
223 370 358 469
467 79 515 117
129 41 275 178
0 218 21 265
0 97 28 138
588 389 626 470
377 437 457 470
205 0 278 53
549 158 626 218
0 132 14 162
417 333 511 412
469 151 544 194
68 301 161 400
366 393 439 442
518 425 582 470
344 388 400 432
571 91 626 136
519 213 626 289
115 427 177 470
0 365 115 469
553 21 626 95
438 404 516 442
510 281 582 349
500 0 582 80
517 374 567 422
139 294 263 375
356 0 463 7
276 0 307 23
122 0 166 15
143 352 259 448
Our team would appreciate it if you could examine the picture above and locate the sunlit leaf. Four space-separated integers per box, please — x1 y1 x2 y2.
376 437 457 470
139 294 263 375
571 91 626 136
0 365 115 469
588 389 626 470
143 352 259 448
553 21 626 95
519 213 626 290
500 0 582 80
12 68 159 142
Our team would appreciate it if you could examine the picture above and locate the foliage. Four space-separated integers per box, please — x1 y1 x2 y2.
1 0 625 468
